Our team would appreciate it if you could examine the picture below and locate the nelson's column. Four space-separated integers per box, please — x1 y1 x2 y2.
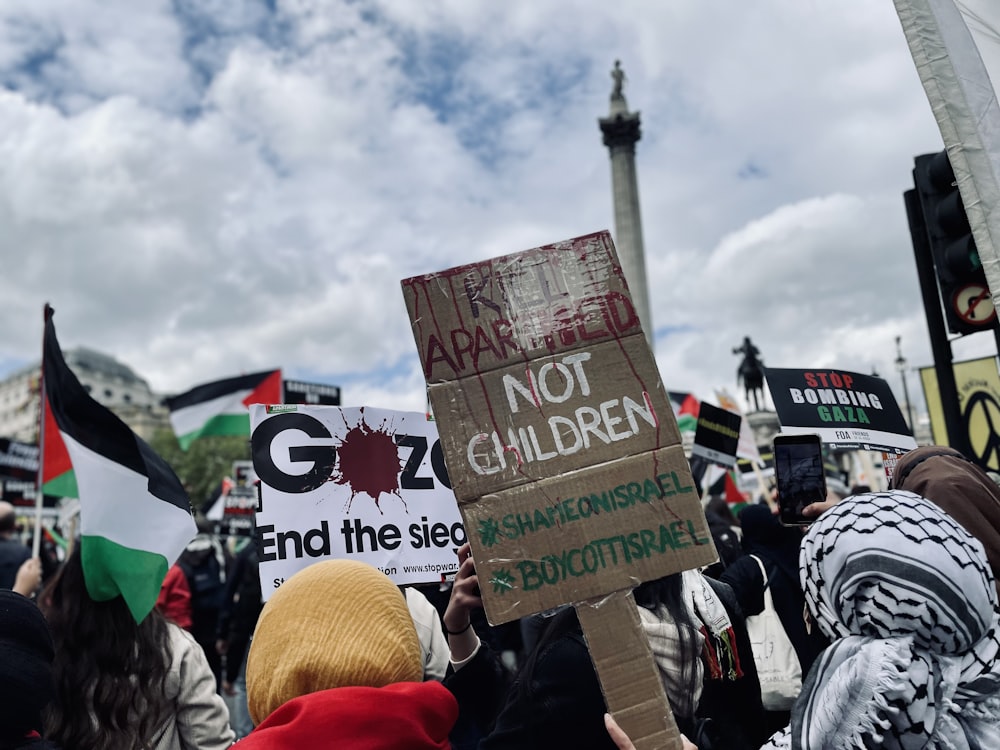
599 60 653 350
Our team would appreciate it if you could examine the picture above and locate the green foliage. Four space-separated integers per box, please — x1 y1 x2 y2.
149 430 250 512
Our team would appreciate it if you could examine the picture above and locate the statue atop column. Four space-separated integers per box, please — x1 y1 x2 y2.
610 60 626 100
733 336 766 411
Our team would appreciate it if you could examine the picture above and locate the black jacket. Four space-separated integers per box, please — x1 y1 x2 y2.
215 542 263 683
446 578 767 750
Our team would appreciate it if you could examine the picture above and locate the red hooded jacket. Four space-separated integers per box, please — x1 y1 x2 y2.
236 681 457 749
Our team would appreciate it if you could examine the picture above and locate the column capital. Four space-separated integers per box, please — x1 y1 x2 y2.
599 112 641 149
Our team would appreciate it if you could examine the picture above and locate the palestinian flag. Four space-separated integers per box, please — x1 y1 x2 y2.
40 394 77 498
43 309 196 623
166 369 282 450
724 470 749 506
669 391 700 434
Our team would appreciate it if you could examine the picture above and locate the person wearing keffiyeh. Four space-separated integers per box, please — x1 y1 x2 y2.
762 490 1000 750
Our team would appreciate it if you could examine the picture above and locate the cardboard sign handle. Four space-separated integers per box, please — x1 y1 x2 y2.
575 590 682 750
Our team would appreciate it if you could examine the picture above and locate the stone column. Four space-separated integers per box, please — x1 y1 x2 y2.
599 61 653 350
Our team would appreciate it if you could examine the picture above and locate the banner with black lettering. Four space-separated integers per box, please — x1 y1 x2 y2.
763 367 917 453
691 402 741 467
249 404 464 600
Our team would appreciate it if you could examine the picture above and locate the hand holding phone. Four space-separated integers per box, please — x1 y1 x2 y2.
773 433 827 526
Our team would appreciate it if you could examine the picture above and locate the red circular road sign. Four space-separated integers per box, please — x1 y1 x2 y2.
953 283 997 326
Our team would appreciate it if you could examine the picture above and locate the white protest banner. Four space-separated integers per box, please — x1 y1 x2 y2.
250 404 464 599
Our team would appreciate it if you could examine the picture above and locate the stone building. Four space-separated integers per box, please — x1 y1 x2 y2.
0 348 168 443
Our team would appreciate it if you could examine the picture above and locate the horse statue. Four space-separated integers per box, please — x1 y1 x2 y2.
733 336 766 411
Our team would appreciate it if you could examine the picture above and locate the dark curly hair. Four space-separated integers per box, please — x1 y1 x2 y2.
39 546 173 750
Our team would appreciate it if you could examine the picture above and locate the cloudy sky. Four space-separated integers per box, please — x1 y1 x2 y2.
0 0 993 417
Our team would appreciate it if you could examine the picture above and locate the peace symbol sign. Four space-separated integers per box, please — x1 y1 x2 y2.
963 391 1000 471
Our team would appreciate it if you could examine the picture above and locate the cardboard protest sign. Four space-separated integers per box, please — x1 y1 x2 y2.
249 405 464 600
402 230 715 750
764 367 917 453
691 402 741 467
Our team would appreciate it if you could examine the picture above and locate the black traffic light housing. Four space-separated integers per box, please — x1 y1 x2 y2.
912 151 995 336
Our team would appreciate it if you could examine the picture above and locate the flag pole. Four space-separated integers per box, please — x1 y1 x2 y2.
33 304 55 558
751 462 775 510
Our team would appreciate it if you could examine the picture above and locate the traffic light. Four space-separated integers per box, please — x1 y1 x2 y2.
912 151 995 335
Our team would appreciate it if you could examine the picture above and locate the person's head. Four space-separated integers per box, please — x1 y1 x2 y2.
245 559 423 726
704 496 737 527
802 489 996 643
890 445 1000 593
39 545 173 750
791 490 1000 748
0 500 17 536
0 591 55 741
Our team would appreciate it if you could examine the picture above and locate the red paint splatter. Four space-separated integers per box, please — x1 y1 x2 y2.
330 412 404 512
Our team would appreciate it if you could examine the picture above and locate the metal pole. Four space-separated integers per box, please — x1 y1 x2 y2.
894 336 916 435
905 189 967 453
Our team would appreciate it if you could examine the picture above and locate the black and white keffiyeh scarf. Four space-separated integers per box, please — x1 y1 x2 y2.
763 490 1000 750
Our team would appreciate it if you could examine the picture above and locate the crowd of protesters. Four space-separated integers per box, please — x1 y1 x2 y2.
2 443 1000 749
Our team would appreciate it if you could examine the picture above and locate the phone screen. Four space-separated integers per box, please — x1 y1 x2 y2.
773 435 826 526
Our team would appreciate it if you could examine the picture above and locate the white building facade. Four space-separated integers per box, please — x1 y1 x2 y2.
0 348 168 443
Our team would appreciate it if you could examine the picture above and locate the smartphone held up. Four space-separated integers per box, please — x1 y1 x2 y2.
773 433 827 526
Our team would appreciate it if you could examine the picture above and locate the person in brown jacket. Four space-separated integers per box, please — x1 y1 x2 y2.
891 445 1000 597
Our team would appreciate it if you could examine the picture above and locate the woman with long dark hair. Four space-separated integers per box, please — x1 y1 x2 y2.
39 546 233 750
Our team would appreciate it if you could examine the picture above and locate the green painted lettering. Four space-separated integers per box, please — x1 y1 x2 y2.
642 479 661 502
536 558 557 585
687 519 711 545
627 532 644 559
659 524 676 551
595 537 619 566
655 472 676 498
502 515 521 539
533 509 552 530
669 520 691 549
642 528 659 555
590 491 612 514
517 560 542 591
563 498 581 521
672 470 694 495
567 549 584 577
614 484 632 508
627 482 643 505
616 534 633 563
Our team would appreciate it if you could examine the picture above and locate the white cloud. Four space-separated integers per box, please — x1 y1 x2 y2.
0 0 976 427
